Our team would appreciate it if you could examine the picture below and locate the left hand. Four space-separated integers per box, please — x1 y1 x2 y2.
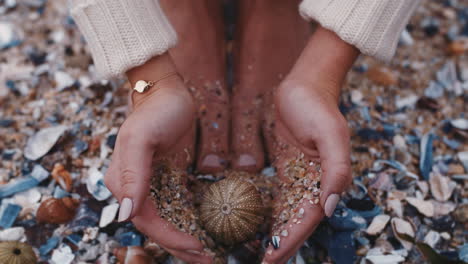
263 26 360 264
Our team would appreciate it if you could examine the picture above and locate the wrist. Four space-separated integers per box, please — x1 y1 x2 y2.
126 53 178 87
285 26 359 102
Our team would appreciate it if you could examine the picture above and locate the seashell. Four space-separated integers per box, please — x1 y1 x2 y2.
391 218 414 250
429 172 456 202
24 125 67 161
405 197 434 217
0 241 37 264
366 214 390 235
199 177 265 245
367 66 398 86
51 163 73 192
37 197 79 224
419 132 434 180
113 246 152 264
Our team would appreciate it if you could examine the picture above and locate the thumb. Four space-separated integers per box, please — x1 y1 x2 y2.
315 118 351 218
116 128 155 222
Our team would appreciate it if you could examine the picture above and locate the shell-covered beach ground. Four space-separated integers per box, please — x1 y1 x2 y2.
0 0 467 263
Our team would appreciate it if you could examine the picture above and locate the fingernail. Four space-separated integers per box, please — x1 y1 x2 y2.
201 154 222 168
324 194 340 217
186 250 202 255
237 154 256 167
118 197 133 222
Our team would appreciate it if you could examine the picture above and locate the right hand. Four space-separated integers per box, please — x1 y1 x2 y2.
104 54 212 263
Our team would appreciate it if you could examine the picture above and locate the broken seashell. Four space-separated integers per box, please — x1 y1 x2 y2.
420 132 434 180
0 241 37 263
387 199 404 218
51 163 73 192
113 246 152 264
367 66 398 86
405 197 434 217
431 200 456 217
366 214 390 235
429 172 456 201
391 218 415 250
99 203 119 228
423 230 440 248
24 125 67 161
36 197 79 224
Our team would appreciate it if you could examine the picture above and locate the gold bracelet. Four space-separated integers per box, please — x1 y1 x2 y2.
132 72 179 93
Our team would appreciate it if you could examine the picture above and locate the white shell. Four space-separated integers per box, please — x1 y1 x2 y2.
134 80 149 93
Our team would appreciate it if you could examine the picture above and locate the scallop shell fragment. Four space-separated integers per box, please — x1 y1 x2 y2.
199 176 265 245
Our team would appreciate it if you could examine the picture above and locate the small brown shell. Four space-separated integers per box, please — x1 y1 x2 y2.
0 241 37 264
51 163 73 192
199 176 265 245
36 197 79 224
114 246 152 264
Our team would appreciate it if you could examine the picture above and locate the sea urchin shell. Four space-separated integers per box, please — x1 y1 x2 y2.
0 241 37 264
199 176 265 245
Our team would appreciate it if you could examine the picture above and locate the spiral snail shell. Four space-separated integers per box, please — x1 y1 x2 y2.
36 197 79 224
199 176 265 245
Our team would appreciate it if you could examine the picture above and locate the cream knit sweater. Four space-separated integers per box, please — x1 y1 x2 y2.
70 0 421 79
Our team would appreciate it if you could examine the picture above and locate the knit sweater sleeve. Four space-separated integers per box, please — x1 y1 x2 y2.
299 0 421 62
69 0 177 79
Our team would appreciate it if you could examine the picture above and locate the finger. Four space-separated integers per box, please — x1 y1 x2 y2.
115 122 155 222
166 248 213 264
312 115 351 217
264 202 324 264
132 197 206 252
106 159 206 254
104 140 123 196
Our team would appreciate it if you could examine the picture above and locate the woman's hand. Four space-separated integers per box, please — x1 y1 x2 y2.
104 54 212 263
263 26 359 264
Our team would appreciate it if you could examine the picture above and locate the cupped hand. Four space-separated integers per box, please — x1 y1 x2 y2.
104 54 212 263
263 26 359 264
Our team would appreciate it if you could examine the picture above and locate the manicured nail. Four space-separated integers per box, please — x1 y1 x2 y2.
118 197 133 222
201 154 223 169
237 154 256 167
324 194 340 217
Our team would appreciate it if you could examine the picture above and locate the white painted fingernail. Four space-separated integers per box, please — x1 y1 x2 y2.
118 197 133 222
324 194 340 217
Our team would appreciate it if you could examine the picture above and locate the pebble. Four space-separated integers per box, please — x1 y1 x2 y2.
24 125 67 160
280 230 288 237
